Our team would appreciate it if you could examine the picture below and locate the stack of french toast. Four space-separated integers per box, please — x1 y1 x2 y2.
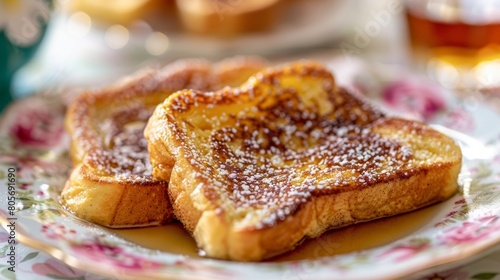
61 57 462 261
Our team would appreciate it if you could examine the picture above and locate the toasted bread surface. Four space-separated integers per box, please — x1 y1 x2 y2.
61 57 267 228
145 61 462 261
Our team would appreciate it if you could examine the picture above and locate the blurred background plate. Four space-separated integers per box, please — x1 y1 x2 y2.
165 0 355 57
10 0 356 99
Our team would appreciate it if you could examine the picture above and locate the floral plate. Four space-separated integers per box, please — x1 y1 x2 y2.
1 63 500 280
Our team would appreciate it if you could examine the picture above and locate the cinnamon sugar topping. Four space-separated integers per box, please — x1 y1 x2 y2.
86 106 155 180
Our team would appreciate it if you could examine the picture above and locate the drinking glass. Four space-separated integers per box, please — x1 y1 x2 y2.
405 0 500 90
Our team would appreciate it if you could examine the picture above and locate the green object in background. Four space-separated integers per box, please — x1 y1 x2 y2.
0 0 52 113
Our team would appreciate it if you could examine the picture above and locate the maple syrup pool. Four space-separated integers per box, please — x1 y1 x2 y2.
107 199 449 262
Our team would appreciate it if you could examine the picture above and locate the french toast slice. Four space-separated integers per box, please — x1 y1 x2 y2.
61 57 267 228
145 61 462 261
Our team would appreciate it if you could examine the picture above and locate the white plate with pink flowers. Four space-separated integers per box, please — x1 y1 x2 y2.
1 63 500 280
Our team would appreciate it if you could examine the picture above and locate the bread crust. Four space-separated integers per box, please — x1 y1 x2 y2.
145 61 462 260
62 57 267 228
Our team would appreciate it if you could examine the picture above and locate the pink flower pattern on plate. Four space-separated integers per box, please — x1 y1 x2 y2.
442 107 475 133
493 154 500 164
377 239 430 261
70 241 162 271
9 109 64 150
440 216 500 244
382 79 446 121
32 258 86 279
0 154 68 181
0 230 9 245
1 97 65 150
41 222 77 240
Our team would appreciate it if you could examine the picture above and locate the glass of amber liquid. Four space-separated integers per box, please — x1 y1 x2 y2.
406 0 500 90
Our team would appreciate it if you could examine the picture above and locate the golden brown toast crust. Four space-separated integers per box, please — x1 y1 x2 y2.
145 61 462 260
61 57 267 228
